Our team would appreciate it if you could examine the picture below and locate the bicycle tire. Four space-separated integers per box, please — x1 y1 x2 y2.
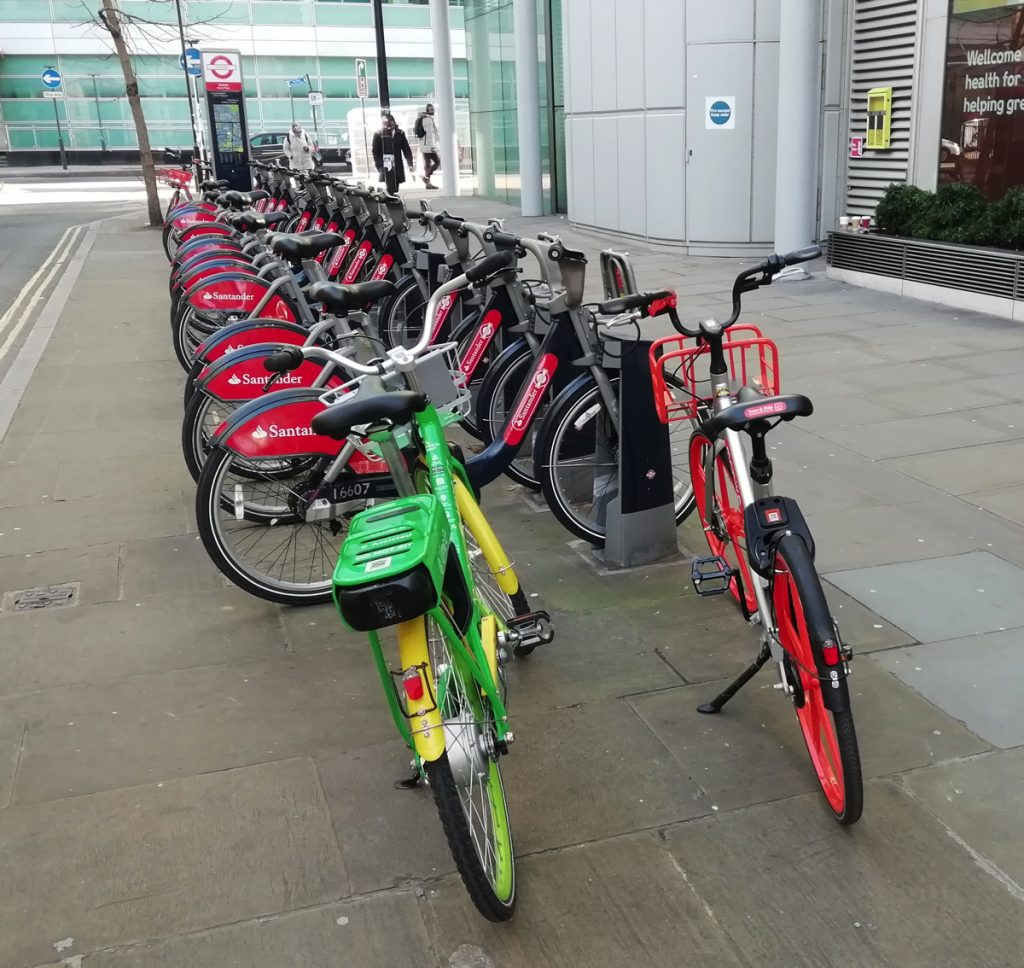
535 377 695 546
417 613 516 921
378 274 423 349
476 339 544 490
772 533 863 824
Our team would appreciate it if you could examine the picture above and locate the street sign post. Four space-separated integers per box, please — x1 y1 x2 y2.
308 91 323 108
41 68 67 170
287 76 305 124
356 59 369 175
179 47 202 77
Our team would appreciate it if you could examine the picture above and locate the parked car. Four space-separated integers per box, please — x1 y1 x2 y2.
249 131 351 172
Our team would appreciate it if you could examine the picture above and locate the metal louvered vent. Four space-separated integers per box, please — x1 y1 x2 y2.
828 232 1024 300
846 0 918 214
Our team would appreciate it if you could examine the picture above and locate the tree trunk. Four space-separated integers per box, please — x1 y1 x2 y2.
100 0 162 227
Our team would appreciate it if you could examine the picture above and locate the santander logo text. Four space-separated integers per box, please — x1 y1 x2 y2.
202 290 255 302
459 312 500 377
342 243 372 284
250 423 316 440
505 353 557 446
227 373 303 386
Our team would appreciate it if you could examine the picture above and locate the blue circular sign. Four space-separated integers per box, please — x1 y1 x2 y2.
179 48 202 77
41 68 62 90
709 100 732 126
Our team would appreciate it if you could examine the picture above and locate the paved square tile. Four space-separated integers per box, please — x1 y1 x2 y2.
876 630 1024 748
827 552 1024 642
0 758 347 968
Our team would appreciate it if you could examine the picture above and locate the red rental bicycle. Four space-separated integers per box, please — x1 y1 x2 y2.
649 245 863 824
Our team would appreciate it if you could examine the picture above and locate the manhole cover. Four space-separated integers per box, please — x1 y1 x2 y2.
2 582 80 612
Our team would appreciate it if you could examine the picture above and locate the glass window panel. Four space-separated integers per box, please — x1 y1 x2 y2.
188 1 251 22
314 4 373 26
0 0 50 18
251 1 315 24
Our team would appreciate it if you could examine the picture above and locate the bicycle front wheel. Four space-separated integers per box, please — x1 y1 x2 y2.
418 616 516 921
772 533 863 824
536 378 694 546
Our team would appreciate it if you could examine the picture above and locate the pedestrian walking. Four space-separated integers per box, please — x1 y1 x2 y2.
283 122 316 172
415 103 441 190
372 113 415 193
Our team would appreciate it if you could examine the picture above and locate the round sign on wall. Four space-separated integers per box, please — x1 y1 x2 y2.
41 68 62 90
705 96 736 130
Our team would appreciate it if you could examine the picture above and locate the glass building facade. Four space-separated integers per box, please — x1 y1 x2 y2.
0 1 467 156
464 0 566 212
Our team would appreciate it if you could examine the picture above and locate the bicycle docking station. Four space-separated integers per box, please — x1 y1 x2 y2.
592 333 681 570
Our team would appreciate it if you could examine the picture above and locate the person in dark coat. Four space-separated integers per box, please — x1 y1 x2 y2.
371 113 414 193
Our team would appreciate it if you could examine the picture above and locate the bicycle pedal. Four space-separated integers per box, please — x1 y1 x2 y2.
691 556 733 597
502 610 554 651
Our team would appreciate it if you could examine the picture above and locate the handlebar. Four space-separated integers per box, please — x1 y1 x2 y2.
670 244 822 338
464 250 516 285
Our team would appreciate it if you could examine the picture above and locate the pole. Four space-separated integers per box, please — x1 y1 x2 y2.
512 0 542 215
305 73 319 142
90 74 107 152
173 0 201 173
52 97 68 170
361 98 370 178
290 90 295 124
428 0 458 196
773 0 822 260
371 0 390 111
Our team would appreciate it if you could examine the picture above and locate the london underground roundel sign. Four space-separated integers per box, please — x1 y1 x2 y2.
203 51 243 92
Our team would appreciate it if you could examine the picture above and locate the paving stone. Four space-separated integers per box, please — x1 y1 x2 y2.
9 646 392 803
0 591 285 698
660 781 1024 968
0 758 347 968
877 631 1024 749
0 489 188 555
54 451 192 501
629 658 988 812
818 411 1010 460
901 749 1024 888
0 542 120 614
422 831 746 968
966 483 1024 527
500 700 711 853
888 438 1024 496
819 581 916 653
763 423 867 467
783 345 891 376
787 391 902 429
0 459 60 508
4 420 184 465
0 707 24 809
827 552 1024 642
839 359 973 392
119 533 227 599
869 377 1019 418
89 892 432 968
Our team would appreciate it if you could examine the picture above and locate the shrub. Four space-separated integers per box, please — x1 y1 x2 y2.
986 187 1024 251
875 183 933 236
908 183 988 245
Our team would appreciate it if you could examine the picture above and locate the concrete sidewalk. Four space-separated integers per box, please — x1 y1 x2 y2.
0 203 1022 967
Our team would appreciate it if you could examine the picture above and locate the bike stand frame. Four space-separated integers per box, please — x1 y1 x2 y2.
597 337 681 569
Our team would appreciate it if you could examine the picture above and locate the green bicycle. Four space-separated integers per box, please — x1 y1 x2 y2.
263 253 551 920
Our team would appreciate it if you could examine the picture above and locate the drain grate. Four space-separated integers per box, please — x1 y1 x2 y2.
2 582 80 612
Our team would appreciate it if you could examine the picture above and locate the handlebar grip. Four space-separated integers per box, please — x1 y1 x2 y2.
263 347 305 373
483 229 520 248
780 245 822 267
465 251 516 284
440 216 465 231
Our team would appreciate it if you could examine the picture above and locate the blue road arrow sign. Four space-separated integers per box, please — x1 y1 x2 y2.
179 48 202 77
41 68 62 90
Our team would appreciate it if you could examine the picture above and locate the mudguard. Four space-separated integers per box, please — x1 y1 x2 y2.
184 272 299 323
195 343 344 403
173 237 243 267
193 318 311 364
168 206 219 234
179 222 234 245
173 258 256 296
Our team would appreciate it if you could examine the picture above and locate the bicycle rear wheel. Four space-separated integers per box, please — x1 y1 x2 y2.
772 534 863 824
417 616 516 921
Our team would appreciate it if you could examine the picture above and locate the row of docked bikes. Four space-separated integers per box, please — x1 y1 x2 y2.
161 158 863 921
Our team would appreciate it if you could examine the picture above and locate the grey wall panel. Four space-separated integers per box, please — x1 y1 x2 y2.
751 40 780 242
564 0 593 114
755 0 781 41
687 0 754 44
617 114 648 236
645 112 687 239
568 117 596 224
822 0 846 107
644 0 686 109
686 42 754 242
591 0 619 112
593 115 620 228
909 0 947 191
615 0 646 110
820 108 842 231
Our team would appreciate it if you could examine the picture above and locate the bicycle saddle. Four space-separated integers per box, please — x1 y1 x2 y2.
199 178 229 191
311 390 427 440
308 280 397 314
271 232 345 264
228 210 290 234
703 394 814 438
221 189 270 210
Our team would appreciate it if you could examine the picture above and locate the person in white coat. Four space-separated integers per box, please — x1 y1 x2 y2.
417 104 440 189
283 122 316 172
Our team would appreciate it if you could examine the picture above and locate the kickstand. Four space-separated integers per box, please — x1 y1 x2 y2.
698 642 771 714
394 766 422 790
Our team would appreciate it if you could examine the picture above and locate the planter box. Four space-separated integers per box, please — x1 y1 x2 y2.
826 231 1024 322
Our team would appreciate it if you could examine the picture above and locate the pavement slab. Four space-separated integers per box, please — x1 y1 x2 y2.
659 781 1024 968
0 541 120 608
629 658 988 813
0 757 347 968
876 630 1024 749
422 831 747 968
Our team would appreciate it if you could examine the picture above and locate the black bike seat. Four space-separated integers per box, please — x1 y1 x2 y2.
703 393 814 438
200 178 229 191
271 232 345 263
308 280 397 314
311 390 427 440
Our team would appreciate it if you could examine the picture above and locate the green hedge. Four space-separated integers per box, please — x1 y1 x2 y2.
875 183 1024 251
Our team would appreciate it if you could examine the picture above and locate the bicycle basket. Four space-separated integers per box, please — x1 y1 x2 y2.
648 325 780 425
157 167 193 187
